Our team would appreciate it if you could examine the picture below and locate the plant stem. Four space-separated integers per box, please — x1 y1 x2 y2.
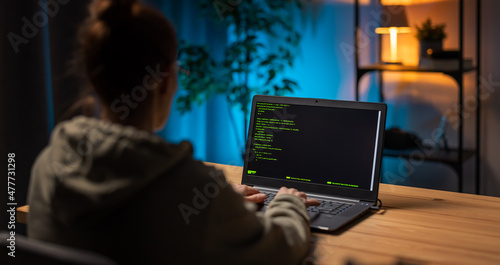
243 0 251 145
226 95 244 157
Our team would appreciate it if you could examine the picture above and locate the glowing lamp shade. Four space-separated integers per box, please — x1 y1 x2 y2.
375 5 411 64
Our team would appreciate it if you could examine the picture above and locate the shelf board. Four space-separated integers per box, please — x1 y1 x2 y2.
358 64 476 74
383 148 475 165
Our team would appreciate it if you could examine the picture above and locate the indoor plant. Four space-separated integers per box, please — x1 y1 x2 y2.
176 0 304 155
415 18 447 57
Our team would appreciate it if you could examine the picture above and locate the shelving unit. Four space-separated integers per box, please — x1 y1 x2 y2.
354 0 481 193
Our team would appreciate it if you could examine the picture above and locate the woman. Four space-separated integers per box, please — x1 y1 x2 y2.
28 0 318 264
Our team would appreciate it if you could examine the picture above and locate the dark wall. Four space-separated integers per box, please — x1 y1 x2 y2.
1 1 50 236
0 0 90 237
0 0 6 236
48 0 92 124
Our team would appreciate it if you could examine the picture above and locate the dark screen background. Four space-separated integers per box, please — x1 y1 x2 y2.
247 103 380 191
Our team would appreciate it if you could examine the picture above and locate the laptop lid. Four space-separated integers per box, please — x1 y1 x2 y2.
242 95 387 203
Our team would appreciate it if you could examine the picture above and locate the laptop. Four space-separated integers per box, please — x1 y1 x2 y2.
242 95 387 231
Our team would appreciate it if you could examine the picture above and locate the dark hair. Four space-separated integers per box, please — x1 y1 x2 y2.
79 0 177 119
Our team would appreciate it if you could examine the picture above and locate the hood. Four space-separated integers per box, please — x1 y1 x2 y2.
35 116 192 224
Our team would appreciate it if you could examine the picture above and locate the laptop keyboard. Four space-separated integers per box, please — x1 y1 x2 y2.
261 192 353 215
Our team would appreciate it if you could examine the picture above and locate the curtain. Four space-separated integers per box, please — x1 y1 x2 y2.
150 0 246 165
0 0 73 233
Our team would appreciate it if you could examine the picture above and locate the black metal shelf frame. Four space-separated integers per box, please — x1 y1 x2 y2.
354 0 481 194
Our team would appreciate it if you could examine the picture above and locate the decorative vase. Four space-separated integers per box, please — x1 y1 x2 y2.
419 40 443 58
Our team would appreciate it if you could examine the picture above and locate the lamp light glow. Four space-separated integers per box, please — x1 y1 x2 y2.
375 5 411 64
381 0 448 5
390 28 398 63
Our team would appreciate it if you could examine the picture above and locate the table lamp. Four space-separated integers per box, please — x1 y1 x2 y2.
375 5 411 64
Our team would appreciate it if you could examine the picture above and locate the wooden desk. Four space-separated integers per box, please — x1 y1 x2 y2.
18 163 500 265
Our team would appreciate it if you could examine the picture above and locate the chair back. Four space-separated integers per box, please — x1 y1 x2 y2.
0 231 117 265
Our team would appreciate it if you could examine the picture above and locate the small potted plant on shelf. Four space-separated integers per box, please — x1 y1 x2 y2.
415 18 447 58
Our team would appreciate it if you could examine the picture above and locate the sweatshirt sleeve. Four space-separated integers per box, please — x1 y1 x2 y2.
203 181 311 265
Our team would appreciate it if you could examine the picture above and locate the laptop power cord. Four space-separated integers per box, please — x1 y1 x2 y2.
370 199 383 210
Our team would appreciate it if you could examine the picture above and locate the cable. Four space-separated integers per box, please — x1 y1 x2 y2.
370 199 382 210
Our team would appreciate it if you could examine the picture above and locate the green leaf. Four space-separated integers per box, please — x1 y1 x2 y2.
282 78 298 86
273 85 280 93
265 69 276 85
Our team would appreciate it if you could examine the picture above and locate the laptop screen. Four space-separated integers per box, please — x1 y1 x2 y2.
243 95 386 201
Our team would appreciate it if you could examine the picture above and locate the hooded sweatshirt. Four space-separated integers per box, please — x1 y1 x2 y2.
28 116 311 265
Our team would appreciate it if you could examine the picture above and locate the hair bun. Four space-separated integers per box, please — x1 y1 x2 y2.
91 0 138 26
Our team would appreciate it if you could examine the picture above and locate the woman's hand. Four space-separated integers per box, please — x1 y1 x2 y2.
276 187 321 207
232 184 267 203
232 184 321 207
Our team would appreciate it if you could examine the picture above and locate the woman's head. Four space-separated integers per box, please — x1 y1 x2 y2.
80 0 178 130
